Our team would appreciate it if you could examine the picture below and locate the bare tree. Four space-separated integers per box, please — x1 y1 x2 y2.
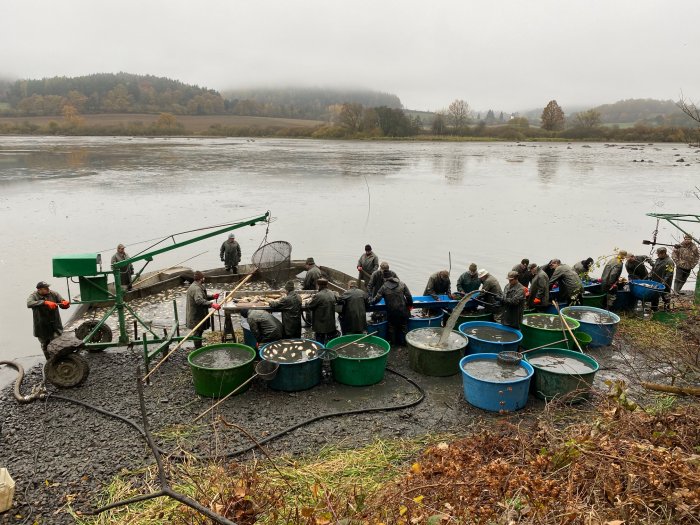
677 92 700 146
448 99 470 128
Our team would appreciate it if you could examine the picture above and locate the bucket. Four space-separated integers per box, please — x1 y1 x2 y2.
629 279 664 301
524 347 599 402
520 314 580 350
581 292 606 309
366 320 388 340
561 306 620 347
0 468 14 514
407 313 444 331
458 321 522 355
260 338 323 392
568 330 593 350
242 326 257 348
406 327 469 376
611 289 634 312
188 343 256 398
460 353 533 412
327 334 391 386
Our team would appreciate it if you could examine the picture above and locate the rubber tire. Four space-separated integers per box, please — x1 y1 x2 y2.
44 354 90 388
75 320 113 350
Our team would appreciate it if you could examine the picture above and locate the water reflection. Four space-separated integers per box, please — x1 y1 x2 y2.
536 152 560 183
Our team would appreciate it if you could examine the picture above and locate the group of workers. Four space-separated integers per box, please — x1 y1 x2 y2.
28 235 699 357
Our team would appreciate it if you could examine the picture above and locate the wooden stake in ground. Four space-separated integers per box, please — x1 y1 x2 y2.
142 271 256 382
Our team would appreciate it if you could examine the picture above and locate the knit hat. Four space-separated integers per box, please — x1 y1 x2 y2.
284 280 295 292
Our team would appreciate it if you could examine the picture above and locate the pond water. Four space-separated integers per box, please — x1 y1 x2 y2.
190 345 253 369
522 314 572 330
1 136 697 377
527 352 597 374
462 358 530 381
462 325 520 342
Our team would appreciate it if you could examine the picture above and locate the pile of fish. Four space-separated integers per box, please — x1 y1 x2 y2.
261 339 322 363
334 341 386 359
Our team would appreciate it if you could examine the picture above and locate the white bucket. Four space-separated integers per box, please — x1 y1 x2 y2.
0 468 15 513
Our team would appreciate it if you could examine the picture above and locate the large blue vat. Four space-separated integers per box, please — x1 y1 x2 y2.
407 313 444 331
259 339 323 392
243 327 256 348
611 289 634 311
560 306 620 347
367 320 388 339
460 353 533 412
458 321 522 354
629 279 664 301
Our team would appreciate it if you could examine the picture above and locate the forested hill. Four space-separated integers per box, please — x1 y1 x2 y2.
222 87 403 120
590 98 681 124
0 73 226 116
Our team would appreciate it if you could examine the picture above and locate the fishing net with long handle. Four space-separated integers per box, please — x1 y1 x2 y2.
142 240 292 383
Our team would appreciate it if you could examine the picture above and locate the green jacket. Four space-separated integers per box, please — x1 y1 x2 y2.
528 269 550 308
27 290 65 340
549 264 583 299
456 271 480 293
186 281 213 329
308 288 338 333
357 252 379 275
600 259 623 292
339 288 369 334
501 282 526 328
423 273 451 296
303 265 323 290
269 291 302 338
247 310 284 344
220 239 242 267
650 255 675 289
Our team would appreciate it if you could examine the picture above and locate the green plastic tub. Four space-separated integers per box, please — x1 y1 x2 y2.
567 330 592 351
524 347 599 402
188 343 256 398
406 327 469 376
327 334 391 386
581 292 606 309
520 314 580 350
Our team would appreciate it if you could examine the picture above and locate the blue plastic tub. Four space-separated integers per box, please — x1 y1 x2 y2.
407 313 444 332
611 289 634 311
367 320 388 339
458 321 522 354
629 279 664 301
544 302 568 315
582 280 602 294
243 327 257 348
460 353 534 412
259 339 323 392
560 306 620 347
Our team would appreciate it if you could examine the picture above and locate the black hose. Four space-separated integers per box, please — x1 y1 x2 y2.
0 361 40 404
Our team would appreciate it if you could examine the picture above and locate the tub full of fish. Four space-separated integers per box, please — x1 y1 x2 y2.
188 343 257 398
460 353 534 412
628 279 665 301
524 347 599 402
405 327 469 377
259 339 323 391
519 314 580 350
560 306 621 347
326 335 391 386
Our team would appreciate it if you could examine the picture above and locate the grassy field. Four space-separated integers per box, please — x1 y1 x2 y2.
0 113 324 132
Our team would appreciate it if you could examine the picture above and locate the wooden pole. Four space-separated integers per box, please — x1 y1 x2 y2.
142 271 256 382
641 381 700 396
552 300 584 353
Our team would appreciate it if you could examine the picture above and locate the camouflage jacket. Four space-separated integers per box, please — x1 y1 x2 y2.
672 241 699 270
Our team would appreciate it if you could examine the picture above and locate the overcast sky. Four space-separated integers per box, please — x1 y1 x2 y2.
4 0 699 113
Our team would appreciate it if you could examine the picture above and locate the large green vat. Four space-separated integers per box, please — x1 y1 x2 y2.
520 314 580 350
406 328 469 377
581 292 606 309
188 343 256 398
327 335 390 386
524 347 599 402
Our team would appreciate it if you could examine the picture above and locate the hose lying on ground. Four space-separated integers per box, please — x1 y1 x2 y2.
0 361 46 404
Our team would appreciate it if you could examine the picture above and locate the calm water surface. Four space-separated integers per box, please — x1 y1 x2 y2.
1 137 697 374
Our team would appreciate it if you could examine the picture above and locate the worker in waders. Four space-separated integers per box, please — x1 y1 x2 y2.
573 257 595 280
527 263 550 311
477 269 503 318
650 247 675 311
625 254 650 281
27 281 70 358
672 234 699 293
357 244 379 289
372 270 413 346
548 259 584 306
186 271 221 349
501 271 526 329
367 261 396 299
111 243 134 291
269 280 302 338
240 309 284 346
307 278 338 345
302 257 324 327
599 250 627 308
220 233 242 273
456 263 480 296
338 280 369 335
511 259 531 287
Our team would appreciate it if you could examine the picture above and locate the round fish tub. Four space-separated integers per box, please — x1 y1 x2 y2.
520 314 580 350
629 279 664 301
406 328 469 376
611 289 634 312
561 306 620 347
524 347 599 402
458 321 522 355
188 343 256 398
543 302 568 315
259 339 323 392
366 320 388 340
407 313 444 332
456 310 495 324
327 334 391 386
581 292 606 309
582 281 603 294
460 354 534 412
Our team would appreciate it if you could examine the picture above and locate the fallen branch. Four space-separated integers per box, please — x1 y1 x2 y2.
641 381 700 396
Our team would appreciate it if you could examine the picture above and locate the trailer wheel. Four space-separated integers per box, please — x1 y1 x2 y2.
44 354 90 388
75 320 113 350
